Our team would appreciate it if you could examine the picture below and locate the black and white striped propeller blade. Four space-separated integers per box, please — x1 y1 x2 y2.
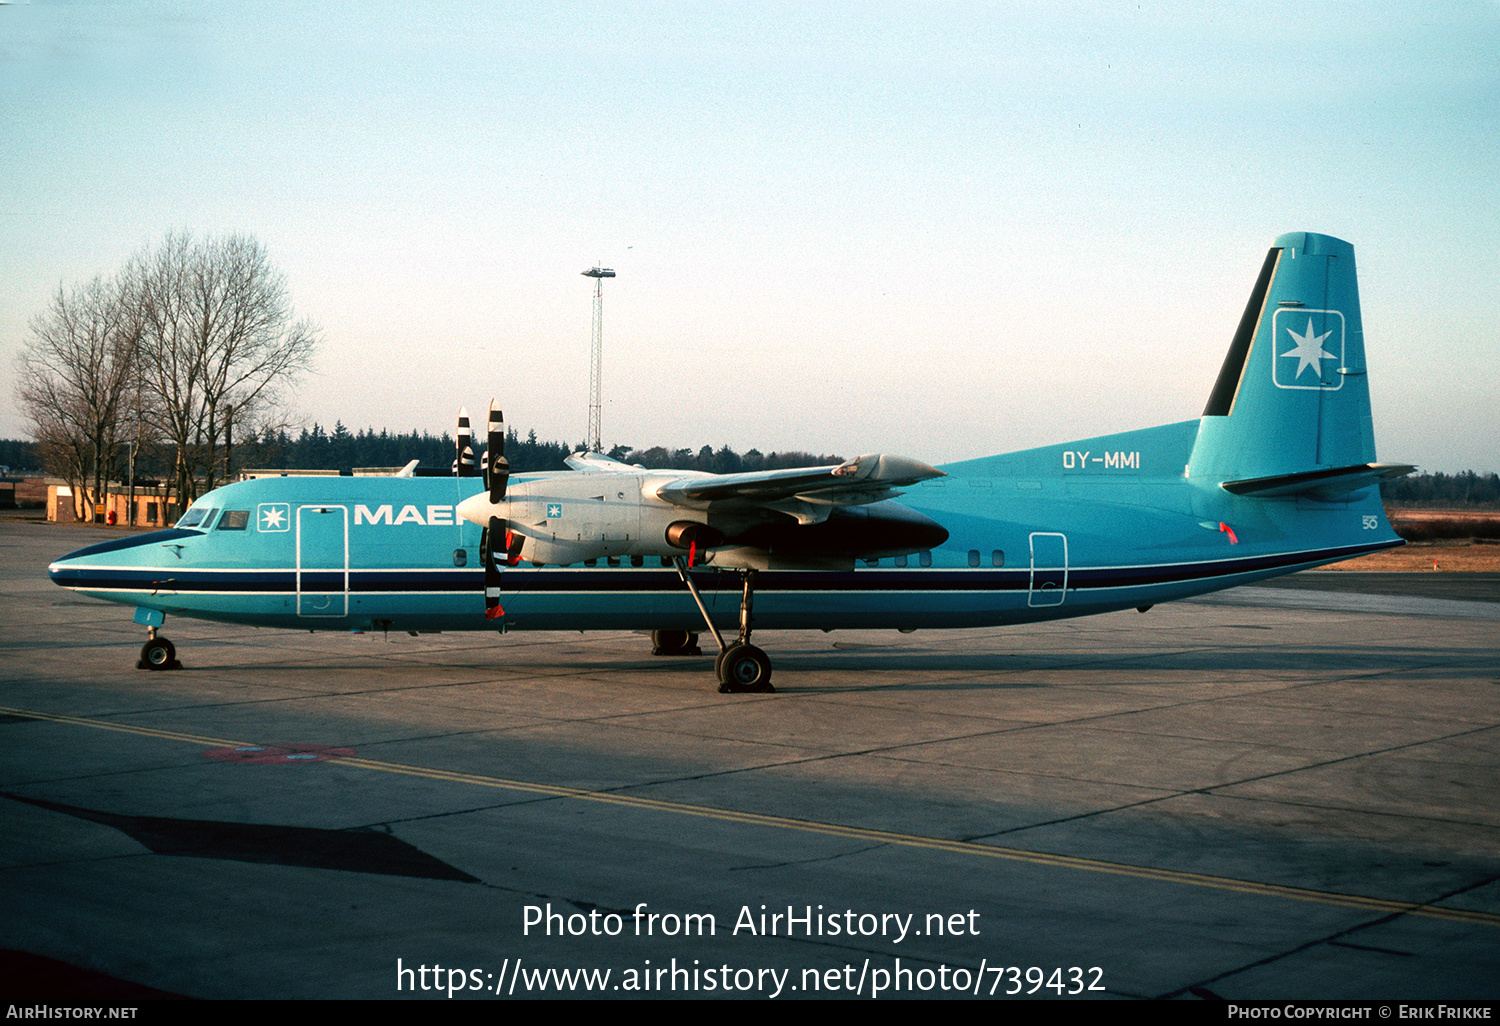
455 407 477 477
476 401 511 620
486 400 509 503
481 514 505 620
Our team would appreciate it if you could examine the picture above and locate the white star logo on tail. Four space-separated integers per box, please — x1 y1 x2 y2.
1270 308 1344 391
1281 317 1335 380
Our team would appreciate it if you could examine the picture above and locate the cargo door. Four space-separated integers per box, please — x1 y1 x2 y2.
1028 532 1068 607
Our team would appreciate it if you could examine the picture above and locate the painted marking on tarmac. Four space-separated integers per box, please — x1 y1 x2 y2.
203 743 357 764
4 703 1497 929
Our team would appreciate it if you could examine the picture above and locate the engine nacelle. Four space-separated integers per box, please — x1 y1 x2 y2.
458 472 948 568
698 501 949 570
665 521 726 550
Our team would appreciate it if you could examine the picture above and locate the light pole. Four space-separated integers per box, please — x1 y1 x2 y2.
582 266 615 453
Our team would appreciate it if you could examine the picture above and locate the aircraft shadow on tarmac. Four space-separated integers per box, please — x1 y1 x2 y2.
1 791 479 883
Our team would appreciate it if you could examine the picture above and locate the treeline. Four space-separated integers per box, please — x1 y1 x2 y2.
240 425 841 475
0 439 39 473
0 430 843 477
239 424 571 474
1381 471 1500 508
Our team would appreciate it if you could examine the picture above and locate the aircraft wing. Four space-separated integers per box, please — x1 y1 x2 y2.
564 452 641 473
654 453 944 509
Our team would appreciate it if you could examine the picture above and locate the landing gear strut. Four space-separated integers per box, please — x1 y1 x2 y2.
137 627 180 671
672 558 774 694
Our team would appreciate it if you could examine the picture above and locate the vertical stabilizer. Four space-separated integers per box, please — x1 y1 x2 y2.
1187 232 1376 483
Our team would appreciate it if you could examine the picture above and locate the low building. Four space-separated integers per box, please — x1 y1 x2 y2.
46 484 173 527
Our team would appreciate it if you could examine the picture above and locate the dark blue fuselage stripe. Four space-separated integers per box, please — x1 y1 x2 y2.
50 541 1398 594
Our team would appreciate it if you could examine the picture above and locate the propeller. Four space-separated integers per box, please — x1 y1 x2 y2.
482 514 505 619
485 401 508 503
478 401 510 620
455 407 477 477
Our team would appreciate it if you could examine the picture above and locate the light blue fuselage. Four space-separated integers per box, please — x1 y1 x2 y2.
46 420 1401 635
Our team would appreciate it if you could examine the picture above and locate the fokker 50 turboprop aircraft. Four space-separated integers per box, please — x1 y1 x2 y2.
49 232 1412 693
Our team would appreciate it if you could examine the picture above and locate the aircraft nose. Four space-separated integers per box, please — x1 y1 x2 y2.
47 529 200 587
47 553 78 584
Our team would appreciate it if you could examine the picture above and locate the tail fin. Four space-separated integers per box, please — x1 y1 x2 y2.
1187 232 1388 488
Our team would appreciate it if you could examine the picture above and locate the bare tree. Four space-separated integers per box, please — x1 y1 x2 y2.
133 233 319 505
15 275 142 520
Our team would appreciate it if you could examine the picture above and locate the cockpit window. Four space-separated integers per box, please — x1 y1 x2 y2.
176 506 219 529
217 510 250 531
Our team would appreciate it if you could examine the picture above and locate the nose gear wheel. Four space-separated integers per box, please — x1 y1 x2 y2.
137 636 180 671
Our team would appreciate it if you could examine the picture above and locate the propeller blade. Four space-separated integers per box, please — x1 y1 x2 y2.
456 407 476 477
482 515 505 619
488 400 509 504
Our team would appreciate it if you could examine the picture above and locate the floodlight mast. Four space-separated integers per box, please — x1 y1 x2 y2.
582 266 615 453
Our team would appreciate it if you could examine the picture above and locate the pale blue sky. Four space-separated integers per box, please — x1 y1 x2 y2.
3 1 1497 471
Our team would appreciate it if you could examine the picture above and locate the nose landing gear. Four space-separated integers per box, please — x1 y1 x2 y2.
137 627 181 671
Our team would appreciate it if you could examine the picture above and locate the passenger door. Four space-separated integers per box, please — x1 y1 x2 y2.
297 505 348 617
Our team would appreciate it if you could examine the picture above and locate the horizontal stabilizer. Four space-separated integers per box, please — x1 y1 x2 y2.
1220 462 1414 500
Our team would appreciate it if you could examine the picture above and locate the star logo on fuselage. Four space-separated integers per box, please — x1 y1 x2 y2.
258 503 291 532
1281 317 1335 380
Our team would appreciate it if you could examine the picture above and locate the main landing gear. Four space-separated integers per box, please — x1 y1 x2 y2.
650 629 702 656
672 558 775 694
137 627 181 671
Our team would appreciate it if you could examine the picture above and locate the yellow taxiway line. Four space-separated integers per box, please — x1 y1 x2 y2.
5 703 1496 929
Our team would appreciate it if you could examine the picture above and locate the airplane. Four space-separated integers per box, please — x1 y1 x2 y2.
47 232 1413 693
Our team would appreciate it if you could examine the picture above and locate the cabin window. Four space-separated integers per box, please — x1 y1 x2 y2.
992 549 1005 567
630 554 644 568
919 551 931 567
607 556 621 567
864 557 879 567
453 549 467 567
967 549 980 567
585 558 598 567
895 555 908 568
217 510 250 531
176 506 217 529
660 556 673 568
